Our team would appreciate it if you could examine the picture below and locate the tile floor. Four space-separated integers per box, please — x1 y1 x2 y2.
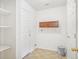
23 48 67 59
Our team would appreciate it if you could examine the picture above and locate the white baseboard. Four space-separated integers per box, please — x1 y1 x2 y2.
21 48 35 58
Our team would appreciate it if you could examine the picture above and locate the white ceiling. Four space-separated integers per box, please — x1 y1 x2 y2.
25 0 67 11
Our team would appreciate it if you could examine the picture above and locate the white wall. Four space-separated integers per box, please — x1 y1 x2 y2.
36 6 67 51
16 0 36 59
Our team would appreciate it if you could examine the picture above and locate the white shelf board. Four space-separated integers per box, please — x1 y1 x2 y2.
0 46 10 52
0 26 9 28
0 8 10 15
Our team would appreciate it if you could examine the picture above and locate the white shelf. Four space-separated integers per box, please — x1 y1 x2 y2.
0 46 10 52
0 26 9 28
0 8 10 15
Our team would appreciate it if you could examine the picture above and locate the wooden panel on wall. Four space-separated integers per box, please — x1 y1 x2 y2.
39 21 59 28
